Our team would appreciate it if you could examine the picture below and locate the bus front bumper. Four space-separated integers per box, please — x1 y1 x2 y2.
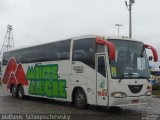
109 95 152 107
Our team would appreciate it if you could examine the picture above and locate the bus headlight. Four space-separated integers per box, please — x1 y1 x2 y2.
145 90 152 96
111 92 127 98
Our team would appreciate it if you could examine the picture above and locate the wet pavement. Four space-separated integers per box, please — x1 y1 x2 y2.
0 87 159 120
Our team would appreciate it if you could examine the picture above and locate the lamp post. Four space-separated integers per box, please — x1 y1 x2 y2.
125 0 135 38
115 24 123 35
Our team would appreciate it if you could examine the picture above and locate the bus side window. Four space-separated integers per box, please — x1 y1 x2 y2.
2 52 8 65
73 38 95 69
2 39 70 64
96 44 105 53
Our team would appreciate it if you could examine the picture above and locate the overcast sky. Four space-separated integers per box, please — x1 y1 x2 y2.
0 0 160 66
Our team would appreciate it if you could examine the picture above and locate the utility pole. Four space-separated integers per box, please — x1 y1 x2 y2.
125 0 135 38
115 24 123 35
1 25 14 53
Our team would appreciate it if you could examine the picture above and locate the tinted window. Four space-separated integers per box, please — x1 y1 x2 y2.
96 44 105 53
2 39 71 65
73 38 95 68
98 56 106 77
2 52 9 65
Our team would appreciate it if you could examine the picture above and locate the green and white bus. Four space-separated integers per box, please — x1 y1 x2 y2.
1 35 158 109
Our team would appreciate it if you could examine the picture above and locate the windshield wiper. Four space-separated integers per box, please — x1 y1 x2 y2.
119 74 125 82
138 76 148 79
137 76 150 82
118 73 138 82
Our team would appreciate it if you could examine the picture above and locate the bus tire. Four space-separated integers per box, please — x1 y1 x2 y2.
11 85 17 98
17 85 25 99
75 88 88 109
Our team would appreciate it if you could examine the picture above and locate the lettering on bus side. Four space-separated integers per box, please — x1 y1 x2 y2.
26 64 67 99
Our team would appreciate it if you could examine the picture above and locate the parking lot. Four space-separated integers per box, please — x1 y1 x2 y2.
0 86 159 120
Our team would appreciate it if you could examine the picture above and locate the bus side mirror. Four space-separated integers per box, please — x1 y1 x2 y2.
96 37 116 61
144 44 158 62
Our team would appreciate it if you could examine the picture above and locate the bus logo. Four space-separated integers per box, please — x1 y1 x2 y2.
73 66 84 73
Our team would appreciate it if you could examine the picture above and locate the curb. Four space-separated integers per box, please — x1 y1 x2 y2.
152 95 160 98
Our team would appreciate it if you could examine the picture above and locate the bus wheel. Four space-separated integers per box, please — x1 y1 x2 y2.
17 85 24 99
11 85 17 98
75 88 87 109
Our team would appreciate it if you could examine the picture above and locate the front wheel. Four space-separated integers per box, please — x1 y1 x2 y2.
75 89 88 109
11 85 17 98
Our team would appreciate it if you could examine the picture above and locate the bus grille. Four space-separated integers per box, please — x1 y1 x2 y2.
128 85 143 94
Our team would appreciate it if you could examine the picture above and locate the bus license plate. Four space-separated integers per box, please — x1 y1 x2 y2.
132 100 139 103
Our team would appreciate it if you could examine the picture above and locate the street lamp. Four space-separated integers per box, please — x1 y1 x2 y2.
115 24 123 35
125 0 135 38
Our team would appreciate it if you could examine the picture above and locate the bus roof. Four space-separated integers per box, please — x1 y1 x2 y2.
3 35 143 53
105 36 143 43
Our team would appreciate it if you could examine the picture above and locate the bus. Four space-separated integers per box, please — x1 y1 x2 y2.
1 35 158 109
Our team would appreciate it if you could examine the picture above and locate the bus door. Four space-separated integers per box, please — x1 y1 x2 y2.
96 54 108 106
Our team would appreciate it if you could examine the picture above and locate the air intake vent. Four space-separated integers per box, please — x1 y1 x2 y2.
128 85 143 94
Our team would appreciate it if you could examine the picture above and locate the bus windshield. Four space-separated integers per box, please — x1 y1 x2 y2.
108 39 150 79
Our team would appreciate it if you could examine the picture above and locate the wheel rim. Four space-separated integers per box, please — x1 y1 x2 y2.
12 86 16 97
76 93 84 104
18 90 22 98
18 86 24 98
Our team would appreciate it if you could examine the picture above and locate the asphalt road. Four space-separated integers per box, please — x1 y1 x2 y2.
0 87 159 120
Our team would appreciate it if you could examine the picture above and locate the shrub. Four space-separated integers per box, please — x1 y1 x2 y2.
152 83 160 90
